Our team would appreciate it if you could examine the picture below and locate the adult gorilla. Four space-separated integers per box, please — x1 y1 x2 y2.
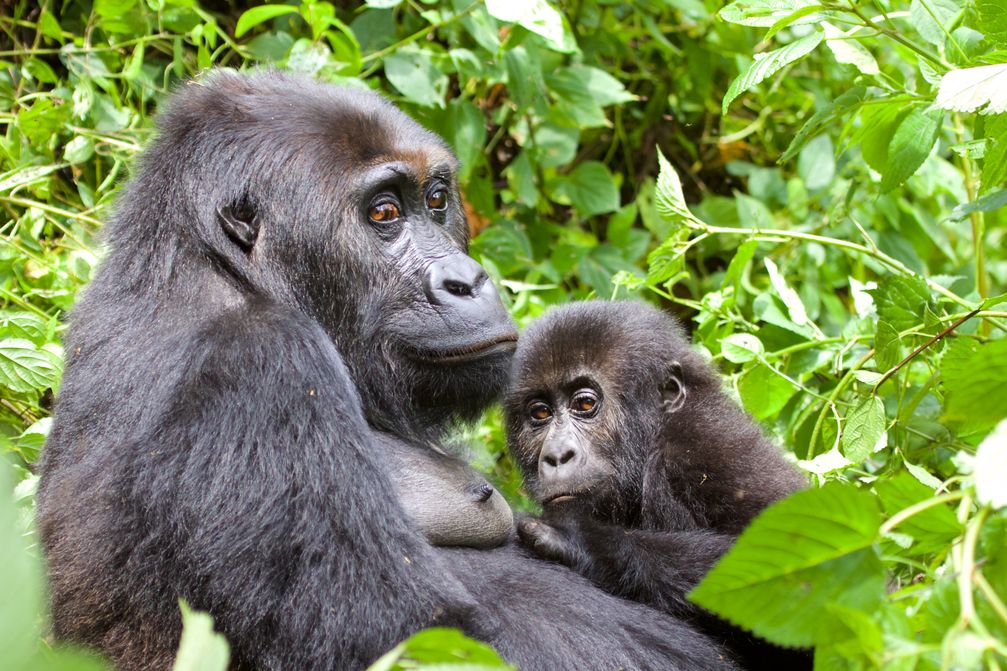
36 70 733 670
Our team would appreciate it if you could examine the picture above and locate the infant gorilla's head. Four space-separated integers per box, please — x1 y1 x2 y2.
504 301 720 523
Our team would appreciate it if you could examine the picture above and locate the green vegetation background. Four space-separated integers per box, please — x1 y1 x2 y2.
1 0 1006 669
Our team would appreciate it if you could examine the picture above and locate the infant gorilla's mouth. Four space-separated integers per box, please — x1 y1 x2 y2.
412 334 518 364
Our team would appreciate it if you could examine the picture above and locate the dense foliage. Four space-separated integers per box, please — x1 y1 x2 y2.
1 0 1005 669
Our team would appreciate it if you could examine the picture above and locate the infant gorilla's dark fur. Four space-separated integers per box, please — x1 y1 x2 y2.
505 301 811 669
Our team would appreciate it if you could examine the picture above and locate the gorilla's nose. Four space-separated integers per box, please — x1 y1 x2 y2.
539 440 582 481
424 254 488 304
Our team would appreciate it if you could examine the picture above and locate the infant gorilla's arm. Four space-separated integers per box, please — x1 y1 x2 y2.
518 507 733 619
383 436 514 549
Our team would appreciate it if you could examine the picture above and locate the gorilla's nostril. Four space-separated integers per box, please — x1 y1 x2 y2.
559 449 576 465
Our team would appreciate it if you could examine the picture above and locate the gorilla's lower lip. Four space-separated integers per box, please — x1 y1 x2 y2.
412 334 518 364
544 493 577 505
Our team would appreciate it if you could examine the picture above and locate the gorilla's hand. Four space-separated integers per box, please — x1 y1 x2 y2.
517 512 593 568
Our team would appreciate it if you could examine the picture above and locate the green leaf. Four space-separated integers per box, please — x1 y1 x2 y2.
485 0 577 53
876 473 961 554
383 48 447 107
909 0 963 47
980 114 1007 194
978 0 1007 46
235 5 298 38
547 161 619 217
546 65 633 128
690 483 884 648
172 601 230 671
881 107 943 192
739 363 797 420
0 338 61 393
873 320 903 372
723 32 823 114
841 396 886 463
822 22 878 75
949 187 1007 221
721 333 765 363
780 87 868 162
655 148 701 230
943 339 1007 430
719 0 820 27
368 628 512 670
869 276 931 331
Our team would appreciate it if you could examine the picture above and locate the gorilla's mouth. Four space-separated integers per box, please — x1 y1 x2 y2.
411 334 518 364
543 493 578 505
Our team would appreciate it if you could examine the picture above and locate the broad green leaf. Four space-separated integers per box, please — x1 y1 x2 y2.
854 102 911 174
235 5 298 37
822 22 878 75
368 628 513 670
739 363 797 420
942 339 1007 430
949 188 1007 221
868 276 931 331
978 0 1007 46
547 161 619 217
873 320 903 372
909 0 963 47
721 240 759 290
935 64 1007 115
881 107 943 191
172 601 230 671
546 65 634 128
876 473 961 555
690 483 884 648
485 0 577 53
841 396 886 463
0 338 61 393
719 0 819 27
723 32 823 114
383 48 447 107
980 113 1007 194
655 148 701 229
445 99 486 182
721 333 765 363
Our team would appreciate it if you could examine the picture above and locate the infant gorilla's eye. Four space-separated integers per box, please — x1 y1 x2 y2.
527 401 552 422
368 202 401 224
571 391 599 416
426 189 447 211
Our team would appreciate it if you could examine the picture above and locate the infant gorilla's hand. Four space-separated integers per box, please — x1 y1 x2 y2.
517 511 592 568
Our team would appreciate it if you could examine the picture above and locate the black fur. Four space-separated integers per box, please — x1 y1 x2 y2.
37 72 735 670
505 300 811 669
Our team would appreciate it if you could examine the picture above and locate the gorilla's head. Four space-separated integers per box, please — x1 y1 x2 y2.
504 301 721 524
111 70 517 438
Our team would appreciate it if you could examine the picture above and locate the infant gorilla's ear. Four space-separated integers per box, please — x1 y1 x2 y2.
385 441 514 549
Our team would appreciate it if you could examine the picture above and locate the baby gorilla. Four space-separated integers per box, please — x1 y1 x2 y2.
504 301 809 669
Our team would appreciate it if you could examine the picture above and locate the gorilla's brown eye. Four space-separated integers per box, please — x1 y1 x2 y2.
426 189 447 211
571 391 599 416
528 401 552 422
368 202 401 224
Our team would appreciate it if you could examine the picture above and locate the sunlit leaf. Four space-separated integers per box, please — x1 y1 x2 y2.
935 64 1007 115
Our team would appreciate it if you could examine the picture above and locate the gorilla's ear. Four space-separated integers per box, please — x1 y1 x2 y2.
660 361 686 414
217 198 259 252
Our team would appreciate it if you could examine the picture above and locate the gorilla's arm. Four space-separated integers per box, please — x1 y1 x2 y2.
517 512 733 621
148 305 480 667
